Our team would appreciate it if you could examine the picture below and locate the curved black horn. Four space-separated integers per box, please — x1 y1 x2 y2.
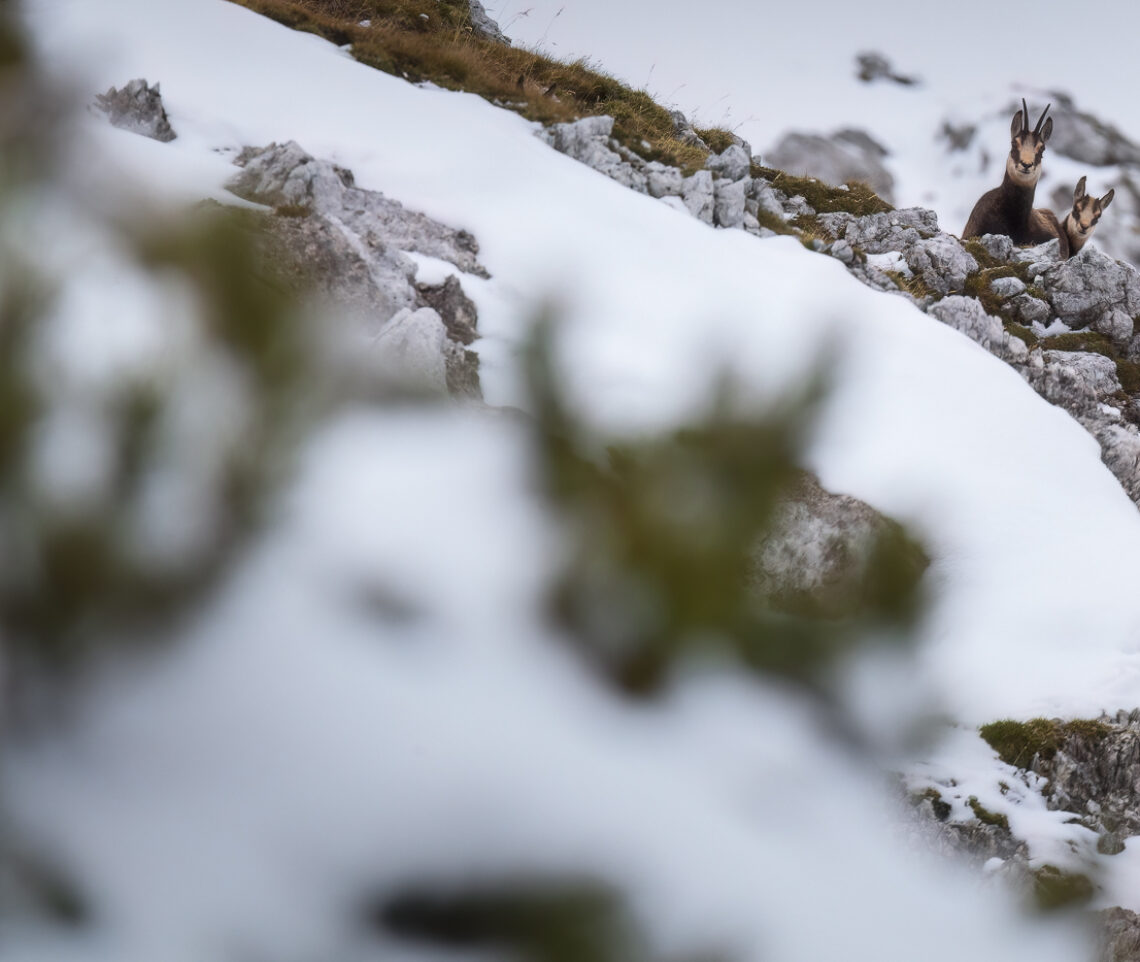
1034 102 1052 134
1022 98 1030 133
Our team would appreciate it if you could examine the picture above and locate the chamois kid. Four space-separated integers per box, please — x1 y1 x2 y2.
1062 175 1114 256
964 100 1063 252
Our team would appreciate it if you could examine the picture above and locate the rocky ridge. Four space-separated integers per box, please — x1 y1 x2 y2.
227 140 486 399
539 113 1140 511
904 713 1140 953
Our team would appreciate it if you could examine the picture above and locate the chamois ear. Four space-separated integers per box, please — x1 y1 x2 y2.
1040 116 1053 142
1011 109 1025 139
1074 176 1087 201
1100 188 1115 210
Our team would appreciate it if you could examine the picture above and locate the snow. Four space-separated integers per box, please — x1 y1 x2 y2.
8 0 1140 956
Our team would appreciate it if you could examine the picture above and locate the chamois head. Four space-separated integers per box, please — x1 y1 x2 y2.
1069 175 1114 241
1007 98 1052 187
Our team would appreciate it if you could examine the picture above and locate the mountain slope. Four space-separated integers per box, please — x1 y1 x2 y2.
7 0 1140 956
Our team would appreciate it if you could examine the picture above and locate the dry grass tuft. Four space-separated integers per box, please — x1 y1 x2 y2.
227 0 717 172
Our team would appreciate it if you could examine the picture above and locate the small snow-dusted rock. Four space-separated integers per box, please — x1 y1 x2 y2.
713 177 747 229
928 296 1025 360
540 115 620 165
1012 238 1064 277
466 0 510 44
706 144 751 182
682 169 715 224
1040 350 1121 400
229 141 486 276
1009 294 1051 325
670 110 707 149
416 274 478 346
749 179 787 219
538 116 648 194
829 240 855 265
990 276 1026 298
1092 308 1135 348
1096 424 1140 505
784 194 815 219
819 207 938 254
904 233 978 294
371 307 449 394
765 128 895 202
94 78 176 142
1039 246 1140 329
644 161 683 198
847 260 901 293
975 233 1015 262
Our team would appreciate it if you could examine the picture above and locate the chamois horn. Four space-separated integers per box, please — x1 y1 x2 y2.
1034 102 1051 135
1021 98 1030 133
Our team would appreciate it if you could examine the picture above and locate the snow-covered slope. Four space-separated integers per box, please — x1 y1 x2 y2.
8 0 1140 956
28 0 1140 724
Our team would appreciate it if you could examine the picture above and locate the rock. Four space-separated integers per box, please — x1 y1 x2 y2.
1038 247 1140 330
1093 308 1136 348
819 207 939 254
784 194 815 219
928 296 1026 361
1012 238 1064 277
750 179 787 219
229 143 487 401
1037 350 1122 404
416 274 478 345
904 234 978 294
538 116 648 194
1097 907 1140 962
705 144 751 182
990 276 1027 298
253 206 418 330
855 51 919 86
466 0 510 44
976 233 1015 262
682 169 715 224
1036 93 1140 167
371 307 449 394
1009 294 1051 325
229 141 487 276
713 177 747 229
748 472 927 619
94 78 176 142
644 162 683 199
765 128 895 203
670 110 708 149
829 240 855 265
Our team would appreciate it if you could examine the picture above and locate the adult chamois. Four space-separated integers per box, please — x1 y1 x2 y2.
1062 175 1114 256
963 100 1063 251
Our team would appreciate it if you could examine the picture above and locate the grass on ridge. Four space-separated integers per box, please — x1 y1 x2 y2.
225 0 715 173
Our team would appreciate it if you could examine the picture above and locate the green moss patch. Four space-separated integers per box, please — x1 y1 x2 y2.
912 788 951 821
751 164 892 216
1004 322 1038 348
967 796 1009 831
695 126 738 155
1041 330 1116 357
1032 864 1095 912
979 718 1111 770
